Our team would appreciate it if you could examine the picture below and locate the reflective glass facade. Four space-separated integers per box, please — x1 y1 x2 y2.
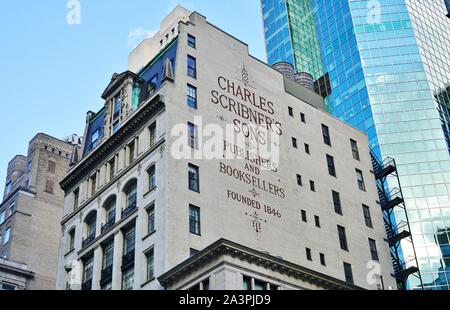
261 0 450 290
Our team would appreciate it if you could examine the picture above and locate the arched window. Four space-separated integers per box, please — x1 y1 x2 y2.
102 196 116 234
148 165 156 192
83 211 97 248
68 228 75 252
123 179 137 212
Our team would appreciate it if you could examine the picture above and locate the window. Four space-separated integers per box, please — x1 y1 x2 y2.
301 210 307 223
1 283 16 291
91 129 100 149
300 113 306 123
189 205 201 235
343 263 354 284
109 158 115 181
288 107 293 117
5 181 12 196
338 226 348 251
149 122 157 147
332 191 343 215
3 227 11 244
304 144 310 154
356 169 366 191
188 164 200 192
147 204 155 234
243 276 279 290
187 55 197 78
102 240 114 271
310 180 316 192
187 84 197 109
0 210 5 225
322 124 331 146
90 174 97 196
26 160 32 173
189 278 210 291
320 253 326 266
292 137 298 148
123 226 136 255
188 34 196 48
48 161 56 174
65 269 73 290
125 183 137 210
190 248 200 257
112 121 120 134
146 248 154 281
188 122 199 149
148 165 157 192
326 155 336 177
45 180 54 194
129 141 135 164
363 205 373 228
73 188 79 210
369 239 379 261
85 212 97 240
104 198 116 225
296 174 303 186
9 202 15 213
82 255 94 290
148 75 158 98
350 139 360 161
306 248 312 261
122 267 134 290
314 216 321 228
68 229 75 252
114 95 121 120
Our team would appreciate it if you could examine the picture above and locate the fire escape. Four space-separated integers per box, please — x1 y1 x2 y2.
371 153 423 290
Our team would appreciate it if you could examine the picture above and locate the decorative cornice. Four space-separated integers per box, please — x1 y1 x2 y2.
158 239 364 290
60 95 165 192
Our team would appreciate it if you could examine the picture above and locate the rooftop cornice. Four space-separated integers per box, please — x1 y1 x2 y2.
60 95 165 192
158 239 364 290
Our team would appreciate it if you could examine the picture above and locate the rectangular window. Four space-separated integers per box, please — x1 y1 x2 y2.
146 248 154 281
147 204 155 234
296 174 303 186
123 226 136 255
109 158 115 181
314 216 321 228
288 107 293 117
326 155 336 177
187 84 197 109
188 34 196 48
0 210 5 225
129 141 135 164
363 205 373 228
102 241 114 271
188 164 200 192
122 267 134 291
292 137 298 149
369 239 379 261
188 122 199 149
332 191 343 215
300 113 306 123
304 144 310 154
344 263 354 284
3 227 11 244
338 226 348 251
320 253 326 266
68 230 75 252
301 210 307 223
306 248 312 261
310 180 316 192
322 124 331 146
189 205 201 235
114 95 121 120
45 180 54 194
48 161 56 174
149 122 157 147
5 181 12 196
350 139 360 161
82 255 94 289
148 165 157 191
91 174 97 196
91 129 100 149
356 169 366 191
26 160 32 173
112 121 120 134
187 55 197 78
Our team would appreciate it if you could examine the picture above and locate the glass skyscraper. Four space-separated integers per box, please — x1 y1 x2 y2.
261 0 450 290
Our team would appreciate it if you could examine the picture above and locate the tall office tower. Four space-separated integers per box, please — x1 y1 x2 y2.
56 6 396 291
261 0 450 290
0 133 81 290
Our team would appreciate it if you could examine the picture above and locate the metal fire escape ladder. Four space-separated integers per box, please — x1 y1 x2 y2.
371 153 423 290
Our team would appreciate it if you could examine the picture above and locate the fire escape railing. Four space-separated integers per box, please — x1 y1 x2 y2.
371 153 423 290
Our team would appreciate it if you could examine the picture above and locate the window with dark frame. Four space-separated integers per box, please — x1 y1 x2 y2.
188 122 199 149
320 253 326 266
129 141 135 164
338 226 349 251
147 204 155 234
306 248 312 261
343 262 354 284
82 255 94 290
292 137 298 148
149 122 157 147
310 180 316 192
301 210 307 223
305 144 310 154
300 113 306 123
148 165 157 192
363 205 373 228
296 174 303 186
146 248 154 281
322 124 331 146
356 169 366 191
189 205 201 235
350 139 360 161
188 164 200 192
123 226 136 256
73 188 79 210
369 239 379 261
190 248 200 257
102 240 114 271
68 229 75 253
332 190 343 215
187 84 197 109
187 55 197 78
314 216 321 228
326 155 336 177
288 106 293 117
188 34 196 48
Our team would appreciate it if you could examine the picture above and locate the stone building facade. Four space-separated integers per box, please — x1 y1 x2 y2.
56 6 397 291
0 133 81 290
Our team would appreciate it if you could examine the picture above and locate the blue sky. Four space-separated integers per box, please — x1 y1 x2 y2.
0 0 266 193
